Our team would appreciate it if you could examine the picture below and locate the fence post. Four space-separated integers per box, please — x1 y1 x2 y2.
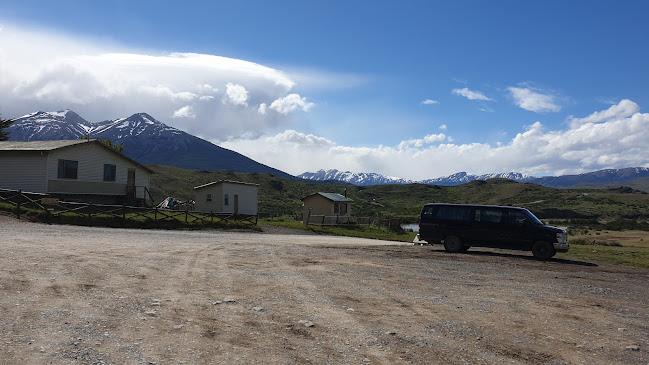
123 203 126 220
16 190 22 219
154 207 157 221
306 208 312 226
211 211 213 223
185 208 188 223
322 215 326 225
87 203 92 226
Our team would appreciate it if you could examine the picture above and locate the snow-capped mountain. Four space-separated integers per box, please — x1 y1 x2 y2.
420 171 536 185
297 169 534 186
299 169 414 185
7 110 293 178
6 110 96 141
298 168 649 188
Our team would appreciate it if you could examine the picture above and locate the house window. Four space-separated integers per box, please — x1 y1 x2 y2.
103 164 116 181
206 194 212 202
334 202 339 214
224 194 229 206
57 159 78 179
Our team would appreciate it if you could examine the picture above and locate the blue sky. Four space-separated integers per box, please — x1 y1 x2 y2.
1 1 648 179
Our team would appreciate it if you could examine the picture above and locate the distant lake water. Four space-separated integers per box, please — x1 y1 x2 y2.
401 223 419 232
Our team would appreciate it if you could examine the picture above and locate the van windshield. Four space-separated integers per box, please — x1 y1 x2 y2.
524 210 544 225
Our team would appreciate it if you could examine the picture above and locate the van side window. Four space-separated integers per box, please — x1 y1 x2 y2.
435 206 472 221
506 210 529 225
422 206 435 215
475 208 502 223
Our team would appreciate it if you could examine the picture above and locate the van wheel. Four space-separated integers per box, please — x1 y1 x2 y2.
444 235 464 253
532 241 555 260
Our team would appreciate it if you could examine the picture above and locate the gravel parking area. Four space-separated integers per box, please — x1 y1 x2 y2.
1 215 648 364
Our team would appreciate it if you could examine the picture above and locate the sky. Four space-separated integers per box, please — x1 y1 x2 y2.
1 0 648 180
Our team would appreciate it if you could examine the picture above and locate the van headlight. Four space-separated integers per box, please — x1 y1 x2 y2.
556 231 568 244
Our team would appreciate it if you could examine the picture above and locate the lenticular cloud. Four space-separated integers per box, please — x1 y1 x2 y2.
0 25 313 141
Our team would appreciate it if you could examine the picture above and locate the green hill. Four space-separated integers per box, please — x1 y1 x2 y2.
149 165 649 221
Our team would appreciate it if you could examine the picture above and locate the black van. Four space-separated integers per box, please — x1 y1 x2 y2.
418 203 569 260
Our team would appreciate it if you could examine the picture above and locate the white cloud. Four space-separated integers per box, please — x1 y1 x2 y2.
258 103 267 115
452 87 492 101
421 99 439 105
269 94 314 114
267 130 334 147
398 133 446 149
0 23 315 141
172 105 195 119
222 82 249 106
507 87 560 113
139 85 198 101
221 100 649 180
568 99 639 128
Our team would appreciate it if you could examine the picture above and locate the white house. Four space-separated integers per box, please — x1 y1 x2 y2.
193 180 258 215
0 139 153 205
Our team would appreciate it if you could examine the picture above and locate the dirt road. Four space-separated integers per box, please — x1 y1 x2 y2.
1 215 648 364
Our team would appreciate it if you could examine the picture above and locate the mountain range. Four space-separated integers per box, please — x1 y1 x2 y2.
6 110 294 179
298 168 649 188
6 109 649 190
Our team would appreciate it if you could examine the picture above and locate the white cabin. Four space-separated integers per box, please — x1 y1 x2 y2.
193 180 258 215
0 140 153 205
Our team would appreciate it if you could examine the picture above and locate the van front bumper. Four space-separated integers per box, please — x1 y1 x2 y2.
553 242 570 253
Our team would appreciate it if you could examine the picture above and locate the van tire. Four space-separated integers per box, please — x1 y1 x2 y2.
532 241 555 260
444 235 464 253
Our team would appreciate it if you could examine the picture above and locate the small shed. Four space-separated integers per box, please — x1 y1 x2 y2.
302 192 353 225
194 180 258 215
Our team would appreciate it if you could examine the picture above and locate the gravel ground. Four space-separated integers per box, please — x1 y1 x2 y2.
1 215 648 364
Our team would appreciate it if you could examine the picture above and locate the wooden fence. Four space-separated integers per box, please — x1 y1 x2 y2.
0 188 257 225
305 214 402 230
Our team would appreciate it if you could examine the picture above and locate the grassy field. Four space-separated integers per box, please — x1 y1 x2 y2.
558 230 649 268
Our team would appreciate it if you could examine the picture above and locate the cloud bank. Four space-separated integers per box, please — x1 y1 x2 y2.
0 24 313 141
221 100 649 179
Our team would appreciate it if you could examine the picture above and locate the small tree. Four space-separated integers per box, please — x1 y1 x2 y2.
79 134 125 153
0 115 15 141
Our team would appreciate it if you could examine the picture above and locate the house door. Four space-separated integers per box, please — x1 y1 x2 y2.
127 169 135 198
234 195 239 214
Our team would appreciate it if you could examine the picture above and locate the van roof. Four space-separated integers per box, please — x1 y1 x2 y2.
423 203 527 210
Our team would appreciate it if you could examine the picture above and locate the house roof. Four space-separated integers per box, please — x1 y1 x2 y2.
194 180 260 190
303 192 353 202
0 139 91 151
0 139 154 173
